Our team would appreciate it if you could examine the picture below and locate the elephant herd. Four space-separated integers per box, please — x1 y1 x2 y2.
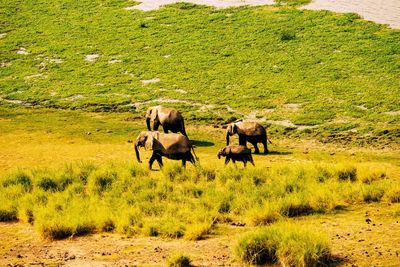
134 106 269 169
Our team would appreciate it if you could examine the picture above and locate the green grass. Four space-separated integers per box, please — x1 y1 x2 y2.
166 252 192 267
235 222 331 266
1 1 399 143
0 160 399 240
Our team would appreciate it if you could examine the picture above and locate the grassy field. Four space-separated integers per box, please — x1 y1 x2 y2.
1 0 400 266
1 107 400 265
1 0 400 143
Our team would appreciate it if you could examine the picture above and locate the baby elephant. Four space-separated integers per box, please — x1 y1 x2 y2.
217 145 255 167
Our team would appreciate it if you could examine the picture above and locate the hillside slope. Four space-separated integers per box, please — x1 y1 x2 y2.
1 0 399 143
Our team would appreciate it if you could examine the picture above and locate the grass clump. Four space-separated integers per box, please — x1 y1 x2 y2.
166 252 192 267
337 166 357 182
184 222 212 240
235 222 331 266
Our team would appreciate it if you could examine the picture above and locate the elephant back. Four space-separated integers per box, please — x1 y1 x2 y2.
158 133 191 154
237 121 266 136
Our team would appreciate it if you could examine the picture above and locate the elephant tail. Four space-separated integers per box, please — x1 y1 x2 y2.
267 136 272 144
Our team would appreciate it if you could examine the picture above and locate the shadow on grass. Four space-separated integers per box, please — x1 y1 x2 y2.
191 140 214 147
254 150 293 156
327 254 348 267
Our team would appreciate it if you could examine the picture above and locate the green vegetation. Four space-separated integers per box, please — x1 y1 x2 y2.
235 222 331 266
1 1 399 143
166 252 192 267
0 161 398 240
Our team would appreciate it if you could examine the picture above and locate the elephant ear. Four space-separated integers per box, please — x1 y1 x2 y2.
150 107 159 121
225 147 231 155
232 123 238 134
145 132 163 151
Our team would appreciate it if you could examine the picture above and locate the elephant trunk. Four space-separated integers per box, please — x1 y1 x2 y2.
146 118 151 131
134 142 141 163
226 132 230 146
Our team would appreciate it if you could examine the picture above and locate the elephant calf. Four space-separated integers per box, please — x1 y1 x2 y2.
217 145 255 167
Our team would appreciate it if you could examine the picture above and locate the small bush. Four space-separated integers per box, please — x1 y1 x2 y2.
40 224 74 240
235 223 331 266
3 171 32 192
246 204 281 226
280 30 296 41
362 186 385 202
87 169 116 194
337 166 357 182
37 176 58 191
386 186 400 203
0 208 18 222
166 252 192 267
184 223 212 240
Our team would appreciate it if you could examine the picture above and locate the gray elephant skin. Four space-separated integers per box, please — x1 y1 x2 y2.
134 131 196 169
226 121 269 154
145 106 187 136
218 145 255 167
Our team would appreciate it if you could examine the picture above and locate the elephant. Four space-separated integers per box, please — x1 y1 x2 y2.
145 106 187 136
134 131 197 169
218 145 255 167
226 121 269 154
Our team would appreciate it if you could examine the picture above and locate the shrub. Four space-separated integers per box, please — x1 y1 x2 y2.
166 252 192 267
235 223 331 266
246 203 281 226
37 176 58 191
385 186 400 203
87 169 116 194
362 185 385 202
337 166 357 182
39 224 74 240
280 30 296 41
2 171 32 192
184 223 212 240
0 208 18 222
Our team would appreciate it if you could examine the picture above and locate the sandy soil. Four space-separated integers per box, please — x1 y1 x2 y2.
126 0 400 29
302 0 400 28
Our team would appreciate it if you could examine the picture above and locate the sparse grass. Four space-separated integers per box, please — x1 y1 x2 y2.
166 252 192 267
235 222 331 266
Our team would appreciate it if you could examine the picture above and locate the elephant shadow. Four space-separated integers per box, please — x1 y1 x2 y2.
190 140 214 147
256 150 293 156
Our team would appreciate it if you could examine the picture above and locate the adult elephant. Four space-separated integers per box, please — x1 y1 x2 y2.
134 131 197 169
226 121 269 154
145 106 187 136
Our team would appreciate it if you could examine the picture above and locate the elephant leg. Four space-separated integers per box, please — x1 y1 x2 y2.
188 152 196 165
149 153 158 170
249 155 255 166
252 142 260 154
243 159 247 167
163 127 169 134
156 155 163 169
262 136 269 154
153 120 160 131
238 134 247 146
224 157 230 165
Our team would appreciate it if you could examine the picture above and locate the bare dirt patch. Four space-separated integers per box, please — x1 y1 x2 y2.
84 54 99 62
303 0 400 29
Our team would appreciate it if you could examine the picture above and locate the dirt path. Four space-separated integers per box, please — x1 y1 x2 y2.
302 0 400 28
